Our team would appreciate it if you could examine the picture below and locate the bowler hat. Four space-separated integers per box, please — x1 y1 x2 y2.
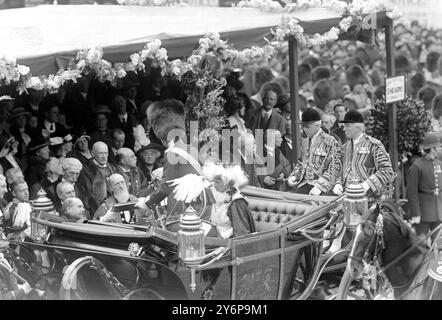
340 110 364 124
27 135 49 153
421 132 442 150
136 143 165 156
9 107 30 120
93 104 111 115
299 108 321 124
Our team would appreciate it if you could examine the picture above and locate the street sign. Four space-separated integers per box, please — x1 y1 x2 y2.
385 75 406 104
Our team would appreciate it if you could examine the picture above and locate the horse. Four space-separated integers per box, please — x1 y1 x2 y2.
345 203 442 300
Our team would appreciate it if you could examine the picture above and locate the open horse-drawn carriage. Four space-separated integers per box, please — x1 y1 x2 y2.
1 186 353 300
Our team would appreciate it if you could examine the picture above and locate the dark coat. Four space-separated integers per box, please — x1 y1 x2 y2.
84 160 118 209
248 108 286 137
145 140 199 216
9 126 31 159
258 148 292 191
117 165 147 197
63 91 95 132
89 129 113 147
108 113 137 150
407 157 442 222
330 122 348 145
24 156 48 196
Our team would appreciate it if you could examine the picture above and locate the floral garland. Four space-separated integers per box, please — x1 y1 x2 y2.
237 0 402 48
116 0 188 6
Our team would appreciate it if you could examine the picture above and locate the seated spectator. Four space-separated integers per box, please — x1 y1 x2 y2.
33 103 65 139
48 134 73 161
60 158 92 218
93 173 145 223
108 129 125 166
90 105 113 147
59 198 87 222
55 181 76 213
116 147 146 197
85 142 117 208
0 174 7 212
34 157 62 201
67 131 92 167
3 168 24 203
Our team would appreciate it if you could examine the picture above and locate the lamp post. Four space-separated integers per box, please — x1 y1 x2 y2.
178 205 205 293
342 181 369 229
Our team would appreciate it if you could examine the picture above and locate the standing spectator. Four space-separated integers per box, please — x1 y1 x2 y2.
8 108 31 159
331 103 348 145
64 76 95 132
224 96 247 135
136 144 164 185
108 129 125 167
23 89 44 128
407 132 442 240
116 147 146 197
90 105 113 147
418 87 438 130
248 88 286 140
108 95 136 150
122 72 141 120
24 136 50 196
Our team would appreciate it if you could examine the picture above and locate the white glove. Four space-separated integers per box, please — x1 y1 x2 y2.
309 187 322 196
333 184 344 196
361 182 370 194
19 282 32 295
263 176 276 186
135 197 148 210
410 216 421 225
100 209 120 223
287 176 298 187
151 167 164 181
13 203 32 228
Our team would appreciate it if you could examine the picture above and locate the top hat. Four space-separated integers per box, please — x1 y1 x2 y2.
9 107 30 120
27 135 49 153
93 104 111 115
340 110 364 124
421 132 442 150
299 108 321 124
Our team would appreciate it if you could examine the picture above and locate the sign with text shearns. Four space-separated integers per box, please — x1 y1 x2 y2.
385 75 406 104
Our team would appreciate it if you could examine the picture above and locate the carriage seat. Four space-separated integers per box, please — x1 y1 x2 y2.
247 197 314 232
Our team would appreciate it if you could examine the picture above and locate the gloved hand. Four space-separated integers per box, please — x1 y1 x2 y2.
410 216 421 225
18 282 32 295
309 187 322 196
333 184 344 195
100 209 120 223
263 176 276 186
135 197 149 210
287 176 298 188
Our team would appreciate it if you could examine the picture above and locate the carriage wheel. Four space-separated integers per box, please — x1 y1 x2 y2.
123 288 166 300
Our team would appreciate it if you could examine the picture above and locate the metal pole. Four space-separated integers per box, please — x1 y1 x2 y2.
384 22 399 202
289 36 301 167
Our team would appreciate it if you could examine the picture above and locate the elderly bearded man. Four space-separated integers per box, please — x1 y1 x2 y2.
85 142 117 211
93 174 146 223
287 108 341 195
332 110 395 198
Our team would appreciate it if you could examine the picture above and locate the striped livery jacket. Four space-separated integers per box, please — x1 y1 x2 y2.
292 129 342 193
337 133 394 196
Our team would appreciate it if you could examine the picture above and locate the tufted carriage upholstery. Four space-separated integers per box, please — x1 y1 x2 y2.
246 197 315 232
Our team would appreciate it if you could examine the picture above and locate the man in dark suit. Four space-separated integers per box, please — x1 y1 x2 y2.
32 103 66 139
122 72 142 121
108 95 136 150
107 129 125 167
330 103 348 145
136 99 199 217
248 88 286 141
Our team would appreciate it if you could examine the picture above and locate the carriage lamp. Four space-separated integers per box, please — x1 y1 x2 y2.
30 189 55 242
342 181 368 229
178 205 205 292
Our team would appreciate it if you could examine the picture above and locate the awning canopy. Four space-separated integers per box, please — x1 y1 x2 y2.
0 5 388 76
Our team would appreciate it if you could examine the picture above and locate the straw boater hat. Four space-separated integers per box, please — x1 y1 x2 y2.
421 132 442 150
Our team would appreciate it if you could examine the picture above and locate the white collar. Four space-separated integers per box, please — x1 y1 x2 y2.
262 109 272 117
353 133 364 145
93 159 107 168
119 113 128 122
44 119 55 131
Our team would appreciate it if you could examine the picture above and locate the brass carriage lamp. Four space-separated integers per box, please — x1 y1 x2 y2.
342 181 368 229
30 189 55 242
178 205 205 292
